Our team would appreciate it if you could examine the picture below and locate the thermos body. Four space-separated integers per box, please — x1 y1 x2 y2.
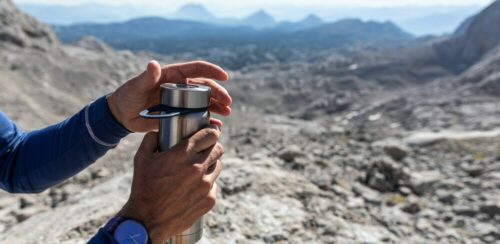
159 109 209 151
144 83 211 244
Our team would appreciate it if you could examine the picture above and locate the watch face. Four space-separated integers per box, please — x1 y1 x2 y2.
114 220 148 244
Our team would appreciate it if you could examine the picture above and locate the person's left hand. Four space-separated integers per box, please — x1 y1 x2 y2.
107 60 232 132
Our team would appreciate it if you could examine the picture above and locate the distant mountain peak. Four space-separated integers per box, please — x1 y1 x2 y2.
253 10 271 17
173 3 214 21
243 9 276 29
302 14 323 24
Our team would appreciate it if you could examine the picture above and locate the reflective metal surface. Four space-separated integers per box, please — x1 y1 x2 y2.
159 84 210 244
165 219 203 244
161 83 211 109
159 111 209 152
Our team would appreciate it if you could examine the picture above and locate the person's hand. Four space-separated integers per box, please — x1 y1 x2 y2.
107 60 232 132
119 126 223 243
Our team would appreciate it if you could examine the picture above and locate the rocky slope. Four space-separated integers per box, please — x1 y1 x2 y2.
0 0 57 50
436 0 500 69
0 0 500 243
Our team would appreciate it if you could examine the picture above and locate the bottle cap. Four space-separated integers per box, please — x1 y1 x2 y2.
160 83 211 109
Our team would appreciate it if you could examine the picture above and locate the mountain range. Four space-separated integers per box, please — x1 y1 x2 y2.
52 16 412 69
17 3 486 35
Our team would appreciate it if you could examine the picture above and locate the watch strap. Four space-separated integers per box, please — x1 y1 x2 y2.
104 215 127 234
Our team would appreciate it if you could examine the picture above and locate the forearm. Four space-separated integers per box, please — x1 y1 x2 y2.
0 96 129 193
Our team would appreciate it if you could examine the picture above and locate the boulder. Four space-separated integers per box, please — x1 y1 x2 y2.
365 159 408 192
407 170 443 195
277 145 305 162
383 145 409 161
479 203 500 217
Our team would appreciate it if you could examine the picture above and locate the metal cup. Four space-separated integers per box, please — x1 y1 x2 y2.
140 83 211 244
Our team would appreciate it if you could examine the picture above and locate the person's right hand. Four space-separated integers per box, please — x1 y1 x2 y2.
119 126 223 243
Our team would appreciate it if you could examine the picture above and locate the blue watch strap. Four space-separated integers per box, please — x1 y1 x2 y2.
104 216 149 244
104 216 126 234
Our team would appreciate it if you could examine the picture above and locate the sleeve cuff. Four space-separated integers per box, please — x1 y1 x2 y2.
88 228 119 244
85 96 131 147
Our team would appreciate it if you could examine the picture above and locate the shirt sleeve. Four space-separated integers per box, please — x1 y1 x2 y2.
0 95 130 193
88 228 119 244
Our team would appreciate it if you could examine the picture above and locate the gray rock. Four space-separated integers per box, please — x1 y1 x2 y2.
277 145 304 162
436 189 456 205
401 196 422 214
0 196 17 209
0 0 58 50
19 196 37 209
383 145 409 161
346 197 365 208
13 205 48 223
365 158 408 192
453 206 478 217
462 165 484 177
91 167 111 180
436 0 500 65
415 218 437 239
407 170 443 195
479 203 500 217
399 186 412 196
72 36 113 53
352 183 382 204
401 200 421 214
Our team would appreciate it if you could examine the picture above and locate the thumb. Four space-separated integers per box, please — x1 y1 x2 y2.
133 60 162 89
136 132 159 161
146 60 162 86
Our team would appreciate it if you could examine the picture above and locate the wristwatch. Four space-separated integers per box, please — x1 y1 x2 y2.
104 216 149 244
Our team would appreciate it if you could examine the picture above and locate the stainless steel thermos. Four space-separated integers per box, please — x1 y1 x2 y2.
140 83 211 244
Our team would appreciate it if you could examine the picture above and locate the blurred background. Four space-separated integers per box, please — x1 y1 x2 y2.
0 0 499 243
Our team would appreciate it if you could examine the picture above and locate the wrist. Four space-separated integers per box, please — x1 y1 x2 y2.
104 214 149 244
86 96 130 147
118 202 172 242
106 93 128 131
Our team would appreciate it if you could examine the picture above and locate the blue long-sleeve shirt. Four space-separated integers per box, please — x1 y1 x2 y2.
0 96 127 243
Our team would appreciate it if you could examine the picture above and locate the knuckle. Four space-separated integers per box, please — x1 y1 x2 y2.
209 144 224 161
204 128 220 140
186 141 196 152
189 164 204 177
205 195 217 209
133 153 142 163
133 153 146 166
215 143 225 155
200 178 213 193
170 144 188 159
177 139 191 151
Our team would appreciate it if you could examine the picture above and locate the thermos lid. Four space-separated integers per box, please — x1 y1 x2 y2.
160 83 211 109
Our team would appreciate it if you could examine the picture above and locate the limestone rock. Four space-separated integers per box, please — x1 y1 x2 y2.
365 159 408 192
383 144 409 161
407 170 443 195
277 145 305 162
0 0 59 50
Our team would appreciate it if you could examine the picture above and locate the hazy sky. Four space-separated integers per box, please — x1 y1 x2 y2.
14 0 494 8
13 0 494 34
14 0 494 19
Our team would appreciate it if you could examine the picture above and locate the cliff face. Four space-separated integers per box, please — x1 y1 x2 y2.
436 0 500 69
0 0 58 50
